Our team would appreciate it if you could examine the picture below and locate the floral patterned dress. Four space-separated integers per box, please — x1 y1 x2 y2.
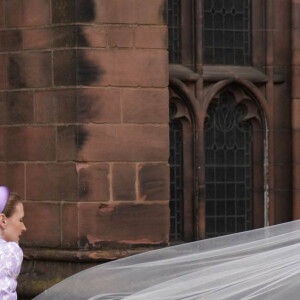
0 238 23 300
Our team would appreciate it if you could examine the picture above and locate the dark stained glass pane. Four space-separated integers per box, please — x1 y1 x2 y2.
204 92 253 237
169 103 183 240
203 0 252 65
225 49 234 64
214 0 223 11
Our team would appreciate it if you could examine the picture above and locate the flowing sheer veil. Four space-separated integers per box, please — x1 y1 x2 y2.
34 220 300 300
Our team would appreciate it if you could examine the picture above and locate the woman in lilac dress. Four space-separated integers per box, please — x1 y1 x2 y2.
0 186 27 299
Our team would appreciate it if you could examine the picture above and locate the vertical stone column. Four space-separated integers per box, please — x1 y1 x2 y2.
0 0 170 297
292 0 300 218
271 0 292 223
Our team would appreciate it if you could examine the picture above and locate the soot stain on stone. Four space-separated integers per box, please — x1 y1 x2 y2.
8 56 26 89
52 0 75 23
76 125 88 151
3 30 23 52
76 26 89 47
160 0 168 25
75 0 95 22
76 50 102 85
77 91 100 122
53 26 76 48
8 97 24 123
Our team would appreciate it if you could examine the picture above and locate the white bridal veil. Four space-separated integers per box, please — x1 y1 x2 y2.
34 220 300 300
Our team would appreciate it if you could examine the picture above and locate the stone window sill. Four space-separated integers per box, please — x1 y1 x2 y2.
169 64 200 82
169 64 278 84
203 65 269 83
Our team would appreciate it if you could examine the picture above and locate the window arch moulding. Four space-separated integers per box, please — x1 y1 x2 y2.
200 80 269 239
169 79 202 242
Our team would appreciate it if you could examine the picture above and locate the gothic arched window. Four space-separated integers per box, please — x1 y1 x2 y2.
204 91 253 237
168 86 196 242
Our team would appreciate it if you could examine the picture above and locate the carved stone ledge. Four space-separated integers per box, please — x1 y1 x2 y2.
169 64 200 82
203 65 269 83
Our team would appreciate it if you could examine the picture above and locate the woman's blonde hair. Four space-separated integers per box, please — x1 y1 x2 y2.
2 192 22 217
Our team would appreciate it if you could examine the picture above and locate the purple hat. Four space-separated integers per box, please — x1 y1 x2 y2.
0 186 9 214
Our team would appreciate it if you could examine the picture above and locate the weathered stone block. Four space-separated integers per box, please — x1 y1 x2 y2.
293 29 300 65
0 54 6 90
26 163 78 201
34 90 56 124
78 88 121 123
274 164 292 191
252 162 264 192
52 49 168 88
274 190 292 223
0 92 34 125
53 26 76 48
273 30 291 66
252 30 265 66
75 124 169 162
62 203 78 248
22 28 52 50
53 50 76 86
138 163 169 200
273 82 292 129
0 126 56 161
35 89 77 124
273 0 291 30
57 126 77 161
292 67 300 98
273 131 292 164
293 100 300 130
51 0 75 24
275 155 292 189
112 163 136 200
0 163 25 198
0 30 22 52
76 50 102 86
292 1 300 29
62 90 79 123
107 26 134 48
293 190 300 219
293 131 300 164
78 25 106 48
5 0 50 28
94 0 167 25
23 26 75 50
8 52 52 89
52 0 96 24
35 88 121 124
58 124 169 162
293 163 300 188
81 49 168 87
0 0 3 28
78 163 110 201
122 88 168 123
75 0 96 23
78 202 169 248
135 26 167 49
21 202 61 248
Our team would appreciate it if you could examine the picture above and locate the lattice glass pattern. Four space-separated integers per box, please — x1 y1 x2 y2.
169 104 184 240
168 0 181 63
203 0 252 65
204 92 252 238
